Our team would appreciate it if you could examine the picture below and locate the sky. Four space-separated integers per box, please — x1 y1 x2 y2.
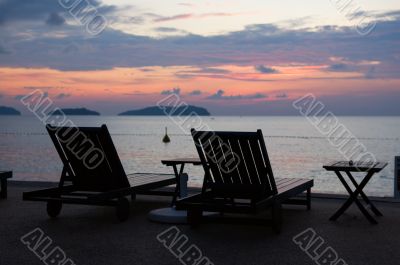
0 0 399 115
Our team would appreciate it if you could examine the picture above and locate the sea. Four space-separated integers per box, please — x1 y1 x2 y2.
0 115 399 197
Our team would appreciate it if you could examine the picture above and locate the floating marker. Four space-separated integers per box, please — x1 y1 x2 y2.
162 127 171 143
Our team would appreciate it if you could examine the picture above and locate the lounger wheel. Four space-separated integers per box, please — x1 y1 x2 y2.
47 201 62 218
272 202 282 234
116 197 130 222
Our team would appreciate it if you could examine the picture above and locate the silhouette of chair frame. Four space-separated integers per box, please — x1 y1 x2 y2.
23 124 177 221
176 129 313 232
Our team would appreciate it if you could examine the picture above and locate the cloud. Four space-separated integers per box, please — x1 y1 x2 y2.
364 66 376 79
0 44 9 54
23 86 55 90
207 90 224 99
46 13 65 26
0 8 399 78
188 90 202 96
14 92 49 100
276 93 288 99
154 14 193 22
63 43 80 54
154 27 180 33
154 12 235 22
178 3 194 7
327 63 351 72
207 90 267 100
140 68 154 72
175 67 231 79
198 67 231 74
255 65 278 74
56 93 71 99
161 88 181 95
0 0 116 25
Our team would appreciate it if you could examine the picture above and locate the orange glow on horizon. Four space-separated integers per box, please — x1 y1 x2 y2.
1 65 399 110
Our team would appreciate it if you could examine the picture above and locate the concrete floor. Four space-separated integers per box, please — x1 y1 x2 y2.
1 183 400 265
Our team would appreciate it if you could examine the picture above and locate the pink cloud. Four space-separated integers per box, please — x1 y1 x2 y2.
154 13 235 22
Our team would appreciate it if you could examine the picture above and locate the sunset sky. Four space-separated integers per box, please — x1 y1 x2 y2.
0 0 399 115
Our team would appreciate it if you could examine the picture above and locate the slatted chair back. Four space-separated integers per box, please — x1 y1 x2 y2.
47 124 130 191
191 129 277 199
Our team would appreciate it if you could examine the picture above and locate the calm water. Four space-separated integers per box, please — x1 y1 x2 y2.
0 116 398 197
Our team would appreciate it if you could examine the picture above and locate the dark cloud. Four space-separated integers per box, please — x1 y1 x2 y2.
276 93 288 99
154 13 234 23
176 67 231 79
154 27 180 33
46 13 66 26
207 90 267 100
327 63 351 72
364 66 376 79
0 0 63 25
198 67 231 74
161 88 181 95
0 8 399 79
188 90 202 96
14 92 49 101
207 90 224 99
23 86 55 90
0 44 9 54
255 65 278 74
203 90 400 115
154 14 193 22
0 0 115 25
56 93 71 99
63 43 80 54
140 68 154 72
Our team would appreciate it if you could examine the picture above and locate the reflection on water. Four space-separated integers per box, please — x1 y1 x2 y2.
0 115 398 197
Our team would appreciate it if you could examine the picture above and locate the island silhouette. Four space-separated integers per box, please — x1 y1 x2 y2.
119 105 210 116
50 108 100 116
0 106 21 115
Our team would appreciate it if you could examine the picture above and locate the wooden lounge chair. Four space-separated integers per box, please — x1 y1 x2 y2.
0 171 12 199
23 125 177 221
175 129 314 232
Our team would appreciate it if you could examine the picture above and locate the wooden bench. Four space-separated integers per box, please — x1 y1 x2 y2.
23 125 177 221
0 171 12 199
176 129 314 233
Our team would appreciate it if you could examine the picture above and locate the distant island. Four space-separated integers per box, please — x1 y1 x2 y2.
50 108 100 116
119 105 210 116
0 106 21 115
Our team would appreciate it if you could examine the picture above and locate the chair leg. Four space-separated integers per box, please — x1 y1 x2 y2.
306 188 311 210
272 202 282 234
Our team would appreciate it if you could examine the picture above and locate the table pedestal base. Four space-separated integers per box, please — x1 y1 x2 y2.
148 208 218 224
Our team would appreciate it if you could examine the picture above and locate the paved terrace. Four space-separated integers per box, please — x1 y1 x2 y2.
1 182 400 265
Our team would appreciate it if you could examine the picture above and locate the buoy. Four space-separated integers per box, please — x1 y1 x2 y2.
162 127 171 143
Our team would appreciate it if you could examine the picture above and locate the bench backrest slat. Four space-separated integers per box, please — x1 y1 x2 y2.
47 124 130 191
192 129 277 199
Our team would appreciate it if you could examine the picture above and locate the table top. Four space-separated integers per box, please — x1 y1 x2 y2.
161 158 202 166
0 171 12 179
323 161 388 172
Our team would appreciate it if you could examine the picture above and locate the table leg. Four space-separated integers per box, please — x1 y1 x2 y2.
306 187 311 210
345 171 383 216
171 164 185 206
330 171 378 224
0 178 7 199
